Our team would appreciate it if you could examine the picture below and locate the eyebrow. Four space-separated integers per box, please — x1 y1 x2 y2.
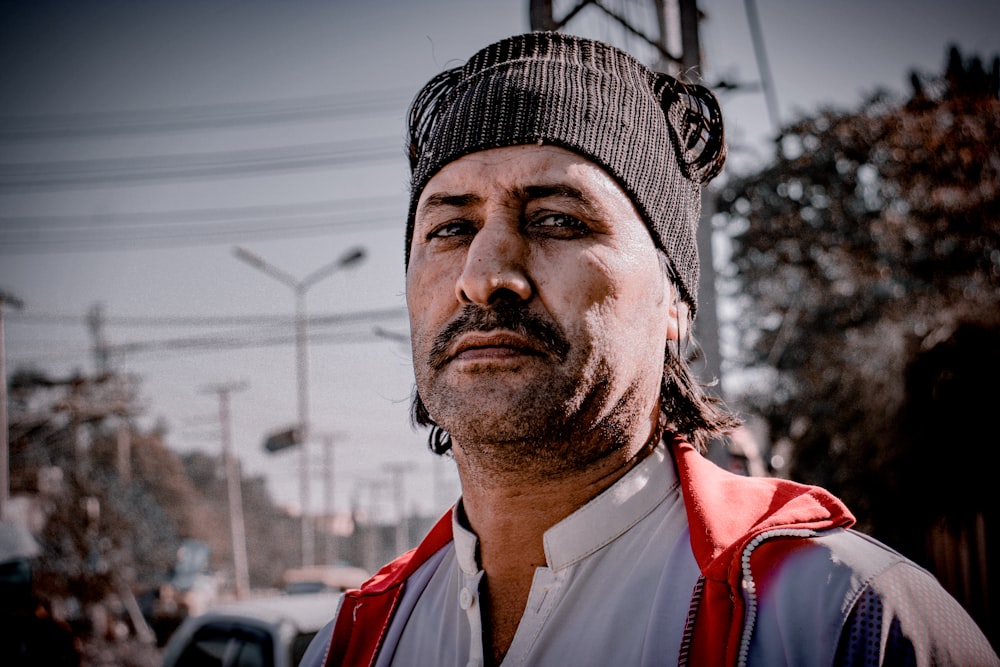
517 184 597 212
419 183 598 217
418 192 482 217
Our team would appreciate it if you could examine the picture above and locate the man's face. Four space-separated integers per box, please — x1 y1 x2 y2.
406 145 674 465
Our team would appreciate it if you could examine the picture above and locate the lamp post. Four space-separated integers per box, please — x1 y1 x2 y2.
1 290 24 521
233 245 365 567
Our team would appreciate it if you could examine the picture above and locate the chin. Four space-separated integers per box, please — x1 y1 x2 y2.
434 395 566 442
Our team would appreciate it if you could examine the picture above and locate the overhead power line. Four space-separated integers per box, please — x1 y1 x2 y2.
0 212 400 253
0 88 413 142
6 307 409 365
0 136 400 192
0 196 402 230
116 326 400 357
10 306 407 329
0 200 405 254
4 329 390 366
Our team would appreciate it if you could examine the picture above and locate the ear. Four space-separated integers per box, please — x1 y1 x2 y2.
665 284 690 343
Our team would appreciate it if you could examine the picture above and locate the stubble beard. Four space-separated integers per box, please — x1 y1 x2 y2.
412 301 653 479
418 356 645 481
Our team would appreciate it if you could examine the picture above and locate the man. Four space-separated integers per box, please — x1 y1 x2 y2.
303 32 998 666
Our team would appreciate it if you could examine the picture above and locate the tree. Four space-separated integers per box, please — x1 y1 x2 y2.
717 43 999 496
715 45 999 644
7 366 298 623
8 371 197 605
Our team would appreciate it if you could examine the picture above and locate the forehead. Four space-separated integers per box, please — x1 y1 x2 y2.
416 145 633 211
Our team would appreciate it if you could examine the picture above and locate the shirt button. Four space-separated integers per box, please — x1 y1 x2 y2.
459 588 474 610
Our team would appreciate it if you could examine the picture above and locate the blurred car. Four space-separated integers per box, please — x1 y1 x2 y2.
280 565 369 596
160 591 341 667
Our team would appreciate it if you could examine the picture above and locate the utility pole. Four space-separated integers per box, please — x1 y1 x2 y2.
315 431 342 566
432 457 450 514
383 461 415 556
115 399 132 484
85 303 135 483
87 303 111 376
355 477 386 573
233 245 365 568
677 0 723 399
201 381 250 599
744 0 782 133
677 0 701 74
0 290 24 521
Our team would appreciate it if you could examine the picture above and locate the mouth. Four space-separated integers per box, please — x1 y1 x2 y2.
427 304 571 370
447 331 548 364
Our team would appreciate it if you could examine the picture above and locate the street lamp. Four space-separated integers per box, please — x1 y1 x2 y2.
233 245 365 567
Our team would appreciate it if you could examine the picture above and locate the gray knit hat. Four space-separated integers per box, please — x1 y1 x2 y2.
404 31 726 315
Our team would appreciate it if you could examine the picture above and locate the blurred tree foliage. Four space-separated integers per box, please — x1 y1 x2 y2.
7 368 299 614
716 45 1000 536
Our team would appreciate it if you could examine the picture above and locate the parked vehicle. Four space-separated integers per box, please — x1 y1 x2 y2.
280 565 369 595
160 591 341 667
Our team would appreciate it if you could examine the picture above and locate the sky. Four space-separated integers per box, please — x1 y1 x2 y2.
1 0 998 525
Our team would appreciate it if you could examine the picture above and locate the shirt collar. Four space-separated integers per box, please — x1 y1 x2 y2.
451 443 679 575
452 501 481 575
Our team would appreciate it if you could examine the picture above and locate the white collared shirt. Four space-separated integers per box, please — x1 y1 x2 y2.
381 444 699 667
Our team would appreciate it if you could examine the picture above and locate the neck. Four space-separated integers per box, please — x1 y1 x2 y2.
452 427 658 666
453 424 660 572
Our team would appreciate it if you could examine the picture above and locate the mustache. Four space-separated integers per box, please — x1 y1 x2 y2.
428 303 571 369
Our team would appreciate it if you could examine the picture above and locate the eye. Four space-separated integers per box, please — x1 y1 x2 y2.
528 212 588 236
427 219 476 239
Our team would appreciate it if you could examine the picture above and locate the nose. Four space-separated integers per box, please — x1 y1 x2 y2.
455 224 533 306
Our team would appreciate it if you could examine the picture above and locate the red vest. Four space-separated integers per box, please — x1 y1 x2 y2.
324 437 854 666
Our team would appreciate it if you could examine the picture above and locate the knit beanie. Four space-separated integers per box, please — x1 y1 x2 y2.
404 31 726 315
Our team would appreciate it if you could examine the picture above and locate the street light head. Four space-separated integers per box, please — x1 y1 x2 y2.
233 246 266 270
338 247 366 268
0 290 25 309
233 246 300 289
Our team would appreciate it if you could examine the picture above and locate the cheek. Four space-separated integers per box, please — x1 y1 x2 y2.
406 260 461 340
405 268 436 336
534 256 628 352
574 254 668 350
544 249 656 316
533 255 607 327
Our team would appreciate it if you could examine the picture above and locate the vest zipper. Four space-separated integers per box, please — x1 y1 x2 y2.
736 528 816 667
